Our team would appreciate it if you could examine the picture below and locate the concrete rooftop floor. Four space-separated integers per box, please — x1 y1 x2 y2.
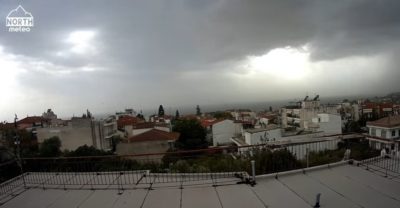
1 162 400 208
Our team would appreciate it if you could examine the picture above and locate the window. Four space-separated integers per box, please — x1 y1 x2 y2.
371 128 376 136
381 129 386 138
392 130 396 137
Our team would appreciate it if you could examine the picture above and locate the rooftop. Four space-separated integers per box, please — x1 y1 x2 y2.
367 115 400 128
127 129 180 143
2 158 400 208
245 124 279 133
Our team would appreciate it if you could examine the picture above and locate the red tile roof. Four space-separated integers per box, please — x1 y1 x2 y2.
18 116 47 124
200 119 222 128
0 122 15 129
132 122 156 129
117 115 142 128
367 115 400 128
127 129 180 143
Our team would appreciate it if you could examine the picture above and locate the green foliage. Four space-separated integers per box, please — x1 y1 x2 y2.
344 120 362 133
213 111 233 120
65 145 113 157
158 105 165 117
196 105 201 116
251 148 301 174
307 149 345 167
173 119 207 150
168 154 248 173
39 136 61 157
341 140 380 160
307 140 380 167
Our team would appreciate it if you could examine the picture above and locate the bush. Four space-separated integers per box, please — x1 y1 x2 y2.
39 136 61 157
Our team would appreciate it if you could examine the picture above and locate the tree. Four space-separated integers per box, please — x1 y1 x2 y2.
175 110 180 119
158 105 165 117
213 111 233 120
173 119 207 150
196 105 201 116
39 136 61 157
137 113 145 120
65 145 113 157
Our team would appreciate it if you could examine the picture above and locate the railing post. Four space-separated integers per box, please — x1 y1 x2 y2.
306 148 309 168
314 193 321 208
251 160 256 185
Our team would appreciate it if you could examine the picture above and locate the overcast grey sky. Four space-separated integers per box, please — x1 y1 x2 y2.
1 0 400 121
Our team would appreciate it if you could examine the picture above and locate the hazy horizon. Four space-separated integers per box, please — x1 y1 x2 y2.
1 92 391 122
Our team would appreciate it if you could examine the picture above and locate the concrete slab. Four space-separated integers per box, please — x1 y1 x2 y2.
141 187 181 208
307 167 400 208
182 187 221 208
252 178 310 208
111 189 148 208
1 189 65 208
216 185 265 208
78 190 121 208
278 173 359 208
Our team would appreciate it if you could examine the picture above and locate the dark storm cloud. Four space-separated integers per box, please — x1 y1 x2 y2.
0 0 400 119
307 0 400 61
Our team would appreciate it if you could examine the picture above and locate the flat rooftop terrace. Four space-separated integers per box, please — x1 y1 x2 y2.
1 158 400 208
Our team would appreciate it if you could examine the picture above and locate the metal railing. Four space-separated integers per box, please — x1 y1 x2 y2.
0 137 382 204
359 155 400 178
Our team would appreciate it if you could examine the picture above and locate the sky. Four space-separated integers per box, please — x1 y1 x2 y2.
0 0 400 121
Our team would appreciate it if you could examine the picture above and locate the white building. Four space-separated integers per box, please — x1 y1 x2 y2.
211 119 243 146
311 114 342 135
281 95 339 131
366 115 400 154
37 116 118 151
243 124 281 145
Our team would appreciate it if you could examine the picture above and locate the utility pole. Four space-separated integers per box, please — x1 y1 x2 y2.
14 114 26 188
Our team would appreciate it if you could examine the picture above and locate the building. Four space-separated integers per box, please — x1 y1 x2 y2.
115 108 136 119
17 116 48 130
310 113 342 135
36 116 118 151
201 119 243 146
36 117 94 151
228 109 257 125
338 102 360 122
281 95 339 131
42 109 67 127
366 115 400 154
361 102 393 119
243 124 281 146
92 116 119 151
116 129 180 162
124 122 170 139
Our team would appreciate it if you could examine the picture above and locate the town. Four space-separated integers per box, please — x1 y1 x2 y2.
1 92 400 162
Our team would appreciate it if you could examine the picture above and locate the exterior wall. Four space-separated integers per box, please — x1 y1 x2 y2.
368 125 400 140
132 128 152 136
37 125 94 151
315 114 342 135
154 126 170 132
245 128 282 145
259 118 269 126
116 140 173 162
129 126 169 137
92 119 118 151
281 132 323 140
212 120 236 146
